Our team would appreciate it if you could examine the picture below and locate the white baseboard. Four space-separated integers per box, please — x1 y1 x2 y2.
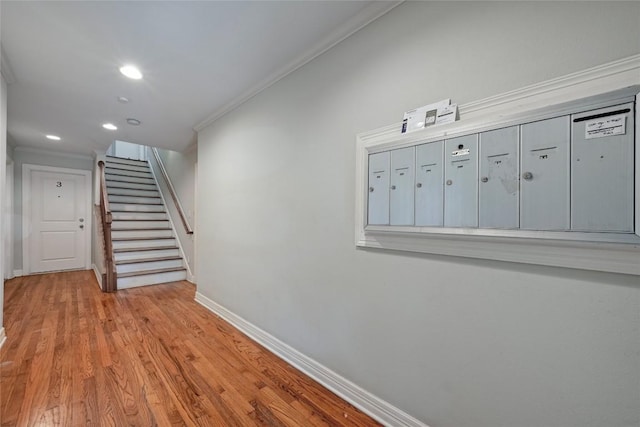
195 292 427 427
0 328 6 350
92 264 103 290
13 270 22 277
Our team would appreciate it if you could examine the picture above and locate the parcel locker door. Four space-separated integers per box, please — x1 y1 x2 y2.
479 126 519 229
390 147 415 225
444 134 478 228
520 116 570 230
415 141 444 226
367 151 390 225
571 103 634 232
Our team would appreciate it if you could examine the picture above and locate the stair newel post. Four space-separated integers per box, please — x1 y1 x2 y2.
98 160 118 292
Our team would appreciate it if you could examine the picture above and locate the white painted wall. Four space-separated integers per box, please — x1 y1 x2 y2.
147 146 196 277
197 3 640 427
112 140 146 161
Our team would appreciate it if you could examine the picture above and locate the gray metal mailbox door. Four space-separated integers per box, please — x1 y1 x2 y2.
367 151 390 225
415 141 444 226
520 116 570 230
390 147 415 225
571 102 635 232
444 134 478 227
479 126 519 229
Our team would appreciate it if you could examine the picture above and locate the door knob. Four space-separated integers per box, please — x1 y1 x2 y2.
79 218 84 223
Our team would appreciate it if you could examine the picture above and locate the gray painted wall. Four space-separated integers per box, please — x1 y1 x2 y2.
196 3 640 427
11 148 94 271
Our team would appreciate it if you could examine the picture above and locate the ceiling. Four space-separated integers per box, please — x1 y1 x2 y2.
1 1 397 156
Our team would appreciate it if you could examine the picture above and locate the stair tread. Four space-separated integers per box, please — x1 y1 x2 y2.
112 227 172 231
112 236 175 241
107 181 156 185
117 266 187 278
105 175 155 181
112 218 168 222
114 245 179 253
110 209 166 213
108 194 161 198
106 155 148 163
116 256 182 265
108 201 164 205
105 165 150 171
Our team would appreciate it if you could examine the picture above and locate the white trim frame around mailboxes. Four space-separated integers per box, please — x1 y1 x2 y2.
355 54 640 276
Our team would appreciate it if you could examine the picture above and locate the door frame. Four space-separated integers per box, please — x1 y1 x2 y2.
4 159 13 279
22 164 92 275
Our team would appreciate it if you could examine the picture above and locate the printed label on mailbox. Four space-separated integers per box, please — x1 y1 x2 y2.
585 115 626 139
451 148 470 157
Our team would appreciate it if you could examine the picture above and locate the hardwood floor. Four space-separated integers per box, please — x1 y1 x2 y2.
1 271 380 426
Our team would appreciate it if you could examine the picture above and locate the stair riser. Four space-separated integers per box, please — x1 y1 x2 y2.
117 259 184 274
110 203 165 212
112 229 174 239
118 270 187 289
106 157 149 167
107 188 160 198
105 162 151 173
106 174 155 185
112 220 170 229
113 239 177 250
112 212 168 221
114 248 180 261
105 168 153 179
109 195 162 205
107 181 157 191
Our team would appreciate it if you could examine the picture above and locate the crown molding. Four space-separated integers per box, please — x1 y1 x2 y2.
194 1 403 132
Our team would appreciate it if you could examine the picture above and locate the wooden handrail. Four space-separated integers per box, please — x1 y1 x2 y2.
98 161 117 292
151 147 194 234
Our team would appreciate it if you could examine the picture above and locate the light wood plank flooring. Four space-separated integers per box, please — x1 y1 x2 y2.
1 271 380 426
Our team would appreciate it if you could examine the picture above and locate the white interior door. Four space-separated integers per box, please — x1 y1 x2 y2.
24 165 91 274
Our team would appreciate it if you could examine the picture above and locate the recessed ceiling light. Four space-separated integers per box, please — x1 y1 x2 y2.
126 118 141 126
119 65 143 80
46 134 61 141
117 96 130 104
102 123 118 131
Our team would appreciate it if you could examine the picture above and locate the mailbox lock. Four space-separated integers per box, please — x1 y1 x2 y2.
480 177 488 183
522 172 533 181
391 185 397 190
416 183 422 188
369 187 374 193
446 180 453 186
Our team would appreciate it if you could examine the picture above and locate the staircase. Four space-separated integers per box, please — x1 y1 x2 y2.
105 155 187 289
